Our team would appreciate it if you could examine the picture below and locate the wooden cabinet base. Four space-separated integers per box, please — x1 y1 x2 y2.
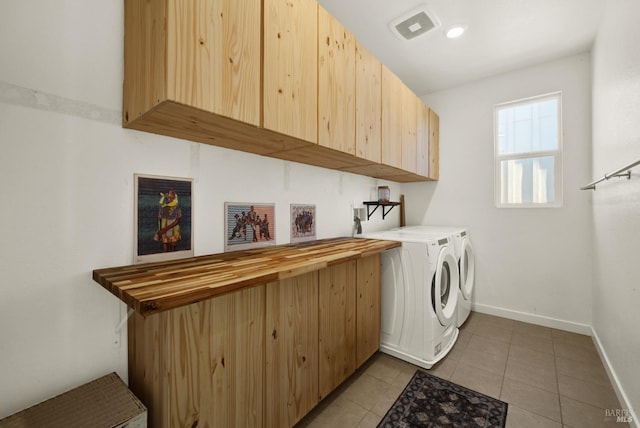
128 286 265 428
266 273 319 427
318 261 357 399
126 255 383 427
356 254 381 367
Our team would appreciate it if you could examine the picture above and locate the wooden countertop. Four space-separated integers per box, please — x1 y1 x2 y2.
92 237 400 317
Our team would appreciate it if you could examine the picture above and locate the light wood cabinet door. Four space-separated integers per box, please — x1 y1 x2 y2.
318 261 356 399
429 109 440 180
318 6 356 155
263 0 318 143
381 65 403 169
417 102 430 177
265 273 319 427
355 42 382 163
129 285 265 428
123 0 261 127
166 0 261 125
123 0 165 125
356 254 381 368
401 84 418 174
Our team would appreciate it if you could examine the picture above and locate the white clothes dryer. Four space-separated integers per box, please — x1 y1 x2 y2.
357 230 459 369
392 226 475 327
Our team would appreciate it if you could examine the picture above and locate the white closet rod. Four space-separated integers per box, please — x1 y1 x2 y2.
581 159 640 190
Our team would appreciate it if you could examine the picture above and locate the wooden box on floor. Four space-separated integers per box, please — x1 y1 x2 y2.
0 372 147 428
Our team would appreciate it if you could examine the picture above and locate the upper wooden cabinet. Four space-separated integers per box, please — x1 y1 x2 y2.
318 6 356 154
380 65 439 180
429 109 440 180
417 102 430 177
381 65 404 170
402 84 418 174
123 0 306 158
355 42 382 163
123 0 261 126
122 0 438 182
263 0 318 143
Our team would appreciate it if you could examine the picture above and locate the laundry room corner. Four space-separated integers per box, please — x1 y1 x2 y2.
404 52 594 332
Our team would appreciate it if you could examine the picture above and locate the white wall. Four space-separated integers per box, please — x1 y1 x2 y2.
404 53 594 331
0 1 400 417
591 0 640 420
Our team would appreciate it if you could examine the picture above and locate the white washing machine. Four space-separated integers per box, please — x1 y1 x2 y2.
357 230 459 369
392 226 475 327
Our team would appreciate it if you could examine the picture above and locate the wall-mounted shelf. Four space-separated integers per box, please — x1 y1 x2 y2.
363 201 401 220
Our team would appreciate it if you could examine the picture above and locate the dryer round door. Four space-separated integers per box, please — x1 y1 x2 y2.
459 238 475 301
431 248 459 326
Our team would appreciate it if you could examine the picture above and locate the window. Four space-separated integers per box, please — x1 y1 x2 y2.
494 92 562 207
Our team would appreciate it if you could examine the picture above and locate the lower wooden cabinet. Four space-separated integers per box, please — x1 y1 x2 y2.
318 261 357 399
266 272 319 427
128 285 265 428
356 254 381 367
128 256 381 427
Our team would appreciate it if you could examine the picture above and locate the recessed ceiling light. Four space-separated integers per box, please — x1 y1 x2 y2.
445 25 466 39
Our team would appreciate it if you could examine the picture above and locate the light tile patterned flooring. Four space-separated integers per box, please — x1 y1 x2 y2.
296 312 625 428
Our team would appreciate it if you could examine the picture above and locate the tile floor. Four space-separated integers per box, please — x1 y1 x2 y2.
296 312 626 428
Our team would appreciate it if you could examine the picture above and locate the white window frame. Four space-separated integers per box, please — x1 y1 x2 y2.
493 92 563 208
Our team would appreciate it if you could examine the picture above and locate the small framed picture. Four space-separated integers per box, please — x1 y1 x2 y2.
225 203 276 252
291 204 316 243
134 173 194 263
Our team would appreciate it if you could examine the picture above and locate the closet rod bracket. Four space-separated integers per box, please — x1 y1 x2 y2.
580 159 639 191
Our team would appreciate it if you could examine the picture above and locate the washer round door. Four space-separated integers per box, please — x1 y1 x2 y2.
459 238 475 301
431 247 459 326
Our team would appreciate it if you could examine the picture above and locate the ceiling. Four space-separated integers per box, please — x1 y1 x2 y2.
317 0 605 96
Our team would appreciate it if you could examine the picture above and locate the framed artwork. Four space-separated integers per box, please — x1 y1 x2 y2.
134 173 193 263
290 204 316 243
225 203 276 251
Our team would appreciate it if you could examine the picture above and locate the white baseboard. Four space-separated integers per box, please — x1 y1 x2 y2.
472 303 592 335
473 303 637 427
591 328 638 428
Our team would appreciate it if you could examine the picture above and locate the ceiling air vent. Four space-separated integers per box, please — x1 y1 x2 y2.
390 5 439 41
